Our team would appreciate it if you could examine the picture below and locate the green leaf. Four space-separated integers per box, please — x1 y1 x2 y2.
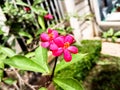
114 31 120 36
0 46 16 57
0 61 4 69
56 28 66 35
19 31 32 38
16 0 29 7
33 0 44 6
53 77 83 90
26 38 33 44
4 55 46 73
55 53 85 73
31 6 47 15
0 29 4 35
3 78 16 85
112 36 117 42
0 70 3 82
38 16 45 30
34 46 50 73
102 32 108 38
0 54 5 81
39 87 47 90
25 52 35 58
107 28 114 36
66 27 73 33
18 31 33 44
36 29 44 36
0 52 7 61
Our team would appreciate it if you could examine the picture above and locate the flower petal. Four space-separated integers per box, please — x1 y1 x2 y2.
48 28 53 34
54 36 64 47
48 29 58 38
44 14 53 20
63 49 72 62
65 35 74 44
41 42 50 48
50 43 58 51
52 30 58 38
52 48 63 56
68 46 78 54
40 33 49 41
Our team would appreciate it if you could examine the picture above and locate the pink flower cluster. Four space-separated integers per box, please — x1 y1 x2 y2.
40 29 78 62
23 7 31 12
44 14 53 20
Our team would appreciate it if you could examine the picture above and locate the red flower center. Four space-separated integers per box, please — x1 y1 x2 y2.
48 33 53 40
64 42 70 49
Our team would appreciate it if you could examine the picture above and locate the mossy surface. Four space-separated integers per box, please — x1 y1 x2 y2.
55 40 102 90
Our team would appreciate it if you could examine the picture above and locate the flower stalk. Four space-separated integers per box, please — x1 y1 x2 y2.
51 56 58 79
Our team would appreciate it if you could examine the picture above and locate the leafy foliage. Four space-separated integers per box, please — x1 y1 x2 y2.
4 55 46 73
84 54 120 90
0 1 103 90
3 45 85 89
34 46 50 73
3 78 16 85
55 40 101 86
54 78 83 90
4 46 50 73
55 53 86 73
0 46 17 82
0 46 16 57
102 28 120 42
39 87 47 90
38 16 46 30
2 0 48 51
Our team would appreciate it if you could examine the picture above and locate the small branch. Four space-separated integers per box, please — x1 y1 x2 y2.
24 81 36 90
12 68 36 90
12 68 23 89
13 83 19 90
51 57 58 79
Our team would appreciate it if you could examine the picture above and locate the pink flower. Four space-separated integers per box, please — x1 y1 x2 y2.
52 35 78 62
40 29 58 50
23 7 31 12
44 14 53 20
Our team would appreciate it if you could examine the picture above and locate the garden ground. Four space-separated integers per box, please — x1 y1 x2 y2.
83 41 120 90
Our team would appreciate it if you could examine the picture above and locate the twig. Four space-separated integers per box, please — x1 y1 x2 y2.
13 83 19 90
24 81 36 90
12 68 23 89
12 68 36 90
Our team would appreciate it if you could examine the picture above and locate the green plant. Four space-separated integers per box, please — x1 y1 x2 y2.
84 54 120 90
1 0 49 51
0 46 16 82
55 40 101 89
102 28 120 42
0 29 86 90
0 1 99 90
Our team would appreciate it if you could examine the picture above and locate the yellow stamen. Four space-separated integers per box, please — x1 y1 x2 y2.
48 33 53 40
64 42 70 49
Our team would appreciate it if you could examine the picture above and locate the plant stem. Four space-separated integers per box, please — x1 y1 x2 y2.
51 57 58 79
